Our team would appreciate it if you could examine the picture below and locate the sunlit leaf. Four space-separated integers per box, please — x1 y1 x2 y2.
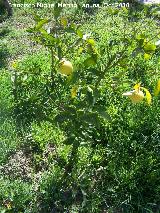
122 7 128 13
78 47 83 55
26 28 35 33
87 38 95 46
35 19 50 30
141 87 152 105
86 86 94 105
70 23 76 30
33 14 41 22
60 17 68 27
144 53 151 60
39 29 56 43
23 74 28 81
154 80 160 96
143 42 156 53
11 61 18 69
11 75 15 82
136 34 146 46
145 90 152 105
134 83 141 91
77 29 83 38
136 34 145 40
87 86 93 93
71 86 78 98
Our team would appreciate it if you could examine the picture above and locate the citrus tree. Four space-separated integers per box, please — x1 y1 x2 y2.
11 2 159 181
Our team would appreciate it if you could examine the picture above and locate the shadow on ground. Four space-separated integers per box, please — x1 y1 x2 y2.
0 25 11 68
0 27 11 37
0 45 10 69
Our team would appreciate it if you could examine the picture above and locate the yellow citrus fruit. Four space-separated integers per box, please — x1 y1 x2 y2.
123 90 144 104
59 59 73 75
129 91 144 103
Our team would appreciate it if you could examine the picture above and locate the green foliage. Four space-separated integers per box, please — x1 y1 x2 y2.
0 178 33 212
0 1 160 213
0 70 19 164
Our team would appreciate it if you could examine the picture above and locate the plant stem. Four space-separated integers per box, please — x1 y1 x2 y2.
50 47 54 82
62 140 80 181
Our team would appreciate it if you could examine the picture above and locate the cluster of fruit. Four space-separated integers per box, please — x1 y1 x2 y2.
58 59 148 104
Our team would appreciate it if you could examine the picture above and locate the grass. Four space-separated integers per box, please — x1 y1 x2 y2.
0 1 160 213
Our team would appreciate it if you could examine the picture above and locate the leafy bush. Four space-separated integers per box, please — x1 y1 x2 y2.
0 178 33 212
0 1 160 213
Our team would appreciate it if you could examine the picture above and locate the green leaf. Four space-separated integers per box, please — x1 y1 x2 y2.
26 28 35 33
77 29 83 38
86 86 94 105
122 7 128 13
87 38 95 46
136 34 145 40
144 53 151 60
77 109 85 118
35 19 50 30
64 106 77 115
136 34 146 46
143 42 156 53
94 106 111 121
33 14 42 22
70 23 76 30
55 112 74 124
118 58 128 68
97 110 111 121
63 136 75 145
87 86 93 93
78 47 84 55
108 7 119 15
39 29 55 43
81 112 100 127
32 37 42 43
84 57 96 67
54 2 63 19
112 71 124 81
154 80 160 96
66 71 79 85
93 88 100 101
22 74 28 81
60 17 68 27
151 7 160 17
